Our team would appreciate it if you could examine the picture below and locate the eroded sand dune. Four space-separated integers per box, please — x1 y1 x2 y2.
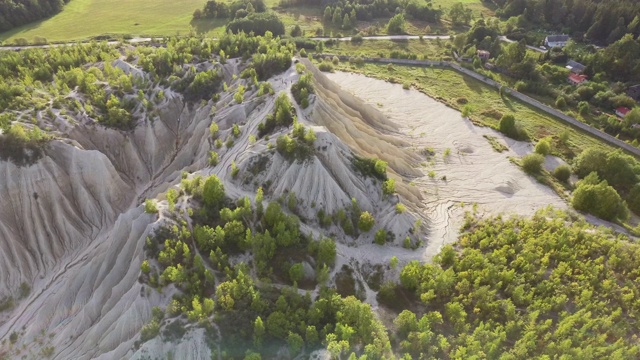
325 71 567 259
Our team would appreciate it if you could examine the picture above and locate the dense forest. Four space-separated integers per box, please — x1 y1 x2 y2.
0 0 69 32
489 0 640 44
395 208 640 359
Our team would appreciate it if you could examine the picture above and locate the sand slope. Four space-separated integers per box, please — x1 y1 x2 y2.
325 71 567 260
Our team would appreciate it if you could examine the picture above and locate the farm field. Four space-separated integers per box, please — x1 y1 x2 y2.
0 0 207 42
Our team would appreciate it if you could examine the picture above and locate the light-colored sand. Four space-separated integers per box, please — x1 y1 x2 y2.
325 71 567 260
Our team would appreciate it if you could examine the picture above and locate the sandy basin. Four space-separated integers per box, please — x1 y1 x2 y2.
326 71 567 260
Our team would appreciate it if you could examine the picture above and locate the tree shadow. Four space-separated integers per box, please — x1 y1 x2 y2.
462 75 485 94
190 18 228 35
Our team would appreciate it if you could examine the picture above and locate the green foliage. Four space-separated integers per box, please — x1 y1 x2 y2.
258 93 295 137
226 13 285 36
202 175 225 209
352 156 387 180
387 14 406 35
234 85 246 104
288 263 304 284
291 73 314 108
141 260 151 274
144 199 159 214
318 60 335 72
572 173 629 221
521 153 545 174
398 209 640 358
358 211 375 232
449 2 472 25
231 161 240 178
210 122 219 138
374 229 387 245
382 178 396 196
498 114 527 140
208 151 219 166
395 203 406 214
0 123 50 166
534 137 551 156
553 164 571 183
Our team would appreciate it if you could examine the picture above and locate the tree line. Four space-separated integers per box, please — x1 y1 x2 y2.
0 0 69 32
490 0 640 45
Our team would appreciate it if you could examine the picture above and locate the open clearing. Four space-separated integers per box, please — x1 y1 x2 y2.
0 0 205 42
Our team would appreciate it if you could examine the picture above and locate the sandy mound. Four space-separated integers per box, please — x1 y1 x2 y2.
325 71 567 260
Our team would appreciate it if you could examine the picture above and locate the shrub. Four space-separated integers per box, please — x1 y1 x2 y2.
402 82 411 90
572 175 629 221
358 211 375 232
387 14 405 34
499 114 527 140
208 151 219 166
382 179 396 195
521 153 545 174
534 138 551 156
351 34 363 43
332 56 340 65
210 122 219 138
318 60 334 72
374 229 387 245
395 203 406 213
555 96 567 109
499 114 516 136
553 164 571 182
144 199 159 214
299 48 307 57
231 161 239 178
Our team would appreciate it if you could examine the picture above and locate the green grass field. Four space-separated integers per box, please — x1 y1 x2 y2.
0 0 496 43
0 0 207 42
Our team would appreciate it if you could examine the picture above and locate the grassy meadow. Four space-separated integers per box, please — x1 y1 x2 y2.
0 0 497 43
0 0 211 42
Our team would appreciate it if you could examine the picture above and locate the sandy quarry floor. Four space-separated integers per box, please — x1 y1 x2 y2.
326 72 567 260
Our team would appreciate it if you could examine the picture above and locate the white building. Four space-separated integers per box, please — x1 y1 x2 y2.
544 35 570 48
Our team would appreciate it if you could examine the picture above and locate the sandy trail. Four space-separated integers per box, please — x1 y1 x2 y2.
326 72 567 260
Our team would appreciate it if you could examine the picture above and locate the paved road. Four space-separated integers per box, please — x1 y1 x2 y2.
499 35 547 53
311 34 452 42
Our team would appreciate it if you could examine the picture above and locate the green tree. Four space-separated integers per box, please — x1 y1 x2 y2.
287 332 304 354
202 175 225 209
499 114 516 137
253 316 265 347
387 14 406 34
572 174 629 221
449 3 472 25
289 263 304 284
358 211 375 232
374 229 387 245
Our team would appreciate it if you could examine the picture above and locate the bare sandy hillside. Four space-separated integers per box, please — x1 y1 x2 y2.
324 71 567 260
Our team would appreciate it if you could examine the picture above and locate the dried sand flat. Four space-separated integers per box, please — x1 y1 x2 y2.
326 72 567 260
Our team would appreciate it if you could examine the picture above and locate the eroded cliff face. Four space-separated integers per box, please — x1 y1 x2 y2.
0 59 429 359
0 88 217 359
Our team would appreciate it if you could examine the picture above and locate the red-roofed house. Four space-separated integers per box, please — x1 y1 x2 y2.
616 107 631 118
568 73 588 85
